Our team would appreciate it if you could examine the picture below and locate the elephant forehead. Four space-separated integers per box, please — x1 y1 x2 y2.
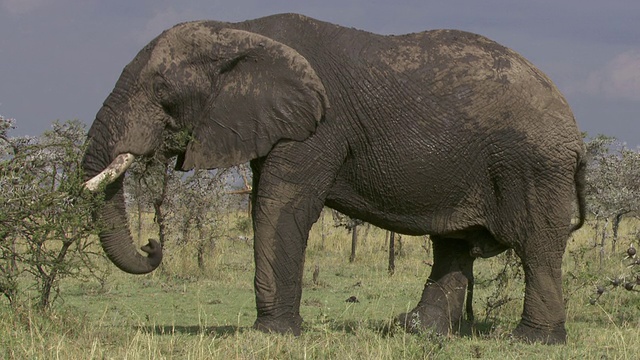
151 22 253 60
154 24 322 83
143 22 212 72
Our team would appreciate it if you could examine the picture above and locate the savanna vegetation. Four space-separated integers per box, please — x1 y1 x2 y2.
1 116 639 359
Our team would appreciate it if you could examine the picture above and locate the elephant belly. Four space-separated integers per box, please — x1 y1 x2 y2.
325 153 483 236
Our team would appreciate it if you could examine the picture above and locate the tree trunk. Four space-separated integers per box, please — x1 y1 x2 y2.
601 218 608 248
180 215 191 245
388 231 395 275
135 178 143 242
362 223 370 246
612 213 624 253
593 217 600 248
599 218 609 269
153 163 171 247
396 233 403 256
196 217 205 269
38 240 72 310
349 223 358 263
320 209 326 251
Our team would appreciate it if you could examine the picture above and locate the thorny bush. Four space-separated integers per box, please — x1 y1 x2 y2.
0 117 106 310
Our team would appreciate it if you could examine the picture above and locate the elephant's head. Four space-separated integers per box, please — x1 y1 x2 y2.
82 21 328 274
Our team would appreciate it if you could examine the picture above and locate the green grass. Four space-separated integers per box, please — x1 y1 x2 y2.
2 211 639 359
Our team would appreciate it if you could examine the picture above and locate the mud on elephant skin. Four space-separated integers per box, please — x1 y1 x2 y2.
81 13 586 345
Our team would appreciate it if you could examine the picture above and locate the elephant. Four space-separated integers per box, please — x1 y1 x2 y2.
81 13 586 344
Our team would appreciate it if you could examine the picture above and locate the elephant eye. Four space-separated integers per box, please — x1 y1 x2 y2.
153 77 180 116
153 78 171 102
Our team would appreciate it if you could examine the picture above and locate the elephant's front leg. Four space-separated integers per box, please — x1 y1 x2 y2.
252 196 322 335
249 146 339 335
398 238 474 335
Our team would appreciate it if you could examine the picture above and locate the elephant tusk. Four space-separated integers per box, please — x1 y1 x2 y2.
84 153 136 191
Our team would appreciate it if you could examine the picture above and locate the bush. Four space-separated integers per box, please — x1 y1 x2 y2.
0 118 106 310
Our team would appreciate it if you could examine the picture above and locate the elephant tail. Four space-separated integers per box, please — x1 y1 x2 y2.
570 154 587 233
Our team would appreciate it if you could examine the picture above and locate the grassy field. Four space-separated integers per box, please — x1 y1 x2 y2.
1 210 639 359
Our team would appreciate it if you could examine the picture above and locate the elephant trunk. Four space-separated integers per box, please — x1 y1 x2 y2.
82 107 162 274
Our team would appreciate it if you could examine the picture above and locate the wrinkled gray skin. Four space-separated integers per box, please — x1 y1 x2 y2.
82 14 586 344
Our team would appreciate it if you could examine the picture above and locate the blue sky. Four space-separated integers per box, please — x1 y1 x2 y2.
1 0 639 145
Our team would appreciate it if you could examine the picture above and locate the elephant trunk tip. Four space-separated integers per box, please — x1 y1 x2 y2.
140 238 163 269
102 238 163 275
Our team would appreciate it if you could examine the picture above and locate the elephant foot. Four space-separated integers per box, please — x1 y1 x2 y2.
253 314 303 336
512 319 566 345
397 271 468 335
396 304 457 335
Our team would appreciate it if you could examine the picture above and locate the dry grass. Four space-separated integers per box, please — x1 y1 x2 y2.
1 211 639 359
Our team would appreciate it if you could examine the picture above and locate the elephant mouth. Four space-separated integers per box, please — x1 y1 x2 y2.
174 152 187 171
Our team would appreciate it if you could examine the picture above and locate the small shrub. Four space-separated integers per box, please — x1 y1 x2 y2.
0 119 105 310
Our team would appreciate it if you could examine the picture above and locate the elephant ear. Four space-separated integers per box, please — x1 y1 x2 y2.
181 28 329 170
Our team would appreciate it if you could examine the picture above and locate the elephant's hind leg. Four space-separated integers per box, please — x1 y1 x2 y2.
511 226 569 344
499 173 574 344
398 237 474 335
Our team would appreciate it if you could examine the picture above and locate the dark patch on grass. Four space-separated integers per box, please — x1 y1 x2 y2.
137 324 242 337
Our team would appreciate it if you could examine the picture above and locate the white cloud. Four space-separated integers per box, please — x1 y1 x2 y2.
585 50 640 101
2 0 50 15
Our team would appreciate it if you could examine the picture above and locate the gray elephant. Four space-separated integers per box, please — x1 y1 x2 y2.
82 13 586 344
